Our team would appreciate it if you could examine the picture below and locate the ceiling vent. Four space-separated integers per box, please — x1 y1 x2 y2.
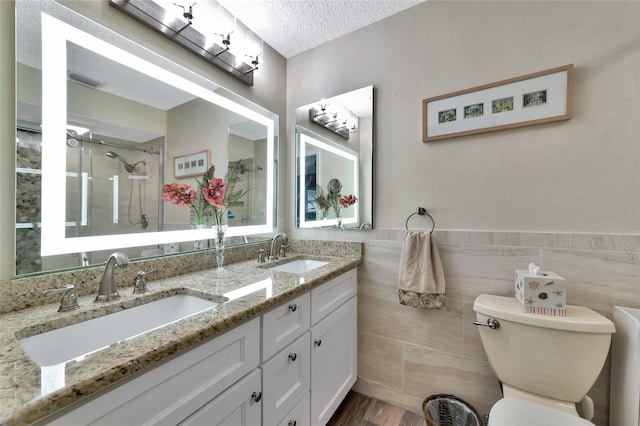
68 73 101 88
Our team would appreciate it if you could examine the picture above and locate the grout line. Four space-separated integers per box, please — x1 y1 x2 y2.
539 247 543 269
401 342 405 392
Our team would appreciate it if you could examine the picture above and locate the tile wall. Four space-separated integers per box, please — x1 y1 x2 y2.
352 230 639 426
2 228 637 425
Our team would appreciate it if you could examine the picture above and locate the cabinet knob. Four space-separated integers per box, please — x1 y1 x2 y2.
288 352 297 362
314 339 322 347
288 421 297 426
251 391 262 403
288 303 297 312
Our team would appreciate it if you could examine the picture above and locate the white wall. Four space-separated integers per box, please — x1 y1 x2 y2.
287 1 640 235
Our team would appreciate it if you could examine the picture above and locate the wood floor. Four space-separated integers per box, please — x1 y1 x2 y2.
327 391 426 426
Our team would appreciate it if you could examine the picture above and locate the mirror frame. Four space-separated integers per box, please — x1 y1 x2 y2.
39 12 276 256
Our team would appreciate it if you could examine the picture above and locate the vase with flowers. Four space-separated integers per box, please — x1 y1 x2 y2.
314 178 357 228
162 163 248 271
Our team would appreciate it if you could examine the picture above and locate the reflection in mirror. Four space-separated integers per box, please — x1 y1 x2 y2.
297 130 358 228
295 86 373 229
14 0 277 276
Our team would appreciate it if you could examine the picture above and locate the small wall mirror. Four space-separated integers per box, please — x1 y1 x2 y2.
15 0 277 275
295 86 374 229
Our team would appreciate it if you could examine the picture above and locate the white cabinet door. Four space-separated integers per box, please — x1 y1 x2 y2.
262 332 311 426
310 297 357 426
263 292 310 361
179 369 262 426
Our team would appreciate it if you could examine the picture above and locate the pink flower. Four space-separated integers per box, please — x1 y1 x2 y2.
338 194 357 208
162 183 195 208
203 177 227 208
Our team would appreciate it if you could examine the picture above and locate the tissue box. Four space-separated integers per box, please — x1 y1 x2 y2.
515 269 566 316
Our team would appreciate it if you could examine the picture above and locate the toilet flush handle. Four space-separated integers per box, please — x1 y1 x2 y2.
473 318 500 329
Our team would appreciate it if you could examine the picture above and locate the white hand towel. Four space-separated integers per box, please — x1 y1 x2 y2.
398 231 446 309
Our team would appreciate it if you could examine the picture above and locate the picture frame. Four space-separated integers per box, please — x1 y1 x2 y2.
422 64 573 142
173 149 211 178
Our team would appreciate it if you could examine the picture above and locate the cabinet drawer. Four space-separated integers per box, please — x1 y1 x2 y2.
47 318 260 426
179 369 262 426
278 392 310 426
311 269 357 326
263 292 310 361
262 332 311 426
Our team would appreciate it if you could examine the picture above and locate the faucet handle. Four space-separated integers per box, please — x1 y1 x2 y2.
44 284 80 312
279 244 288 258
257 249 266 264
133 269 159 294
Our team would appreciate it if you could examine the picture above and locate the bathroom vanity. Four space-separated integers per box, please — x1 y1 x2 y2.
0 252 359 425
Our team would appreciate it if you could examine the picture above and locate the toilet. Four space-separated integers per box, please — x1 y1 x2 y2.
473 294 615 425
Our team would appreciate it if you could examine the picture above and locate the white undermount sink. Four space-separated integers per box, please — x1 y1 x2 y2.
19 294 218 367
270 259 329 274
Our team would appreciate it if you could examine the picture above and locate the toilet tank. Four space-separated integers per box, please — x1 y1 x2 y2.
473 294 615 403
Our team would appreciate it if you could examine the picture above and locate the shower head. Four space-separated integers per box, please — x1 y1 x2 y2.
106 151 145 173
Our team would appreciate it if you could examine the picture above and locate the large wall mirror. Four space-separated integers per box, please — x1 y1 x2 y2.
15 0 278 275
295 86 373 229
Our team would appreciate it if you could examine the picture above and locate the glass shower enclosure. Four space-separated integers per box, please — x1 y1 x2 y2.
15 125 163 275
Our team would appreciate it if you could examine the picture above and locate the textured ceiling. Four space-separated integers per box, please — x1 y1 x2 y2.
216 0 426 58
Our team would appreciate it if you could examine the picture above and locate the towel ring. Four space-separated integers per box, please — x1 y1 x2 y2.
405 207 435 233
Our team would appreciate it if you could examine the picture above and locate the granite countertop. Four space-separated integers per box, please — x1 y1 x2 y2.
0 253 360 426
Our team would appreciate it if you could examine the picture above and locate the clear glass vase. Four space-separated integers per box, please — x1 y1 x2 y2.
213 224 228 273
193 223 207 250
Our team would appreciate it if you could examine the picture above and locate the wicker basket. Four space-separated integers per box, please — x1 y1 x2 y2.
422 394 484 426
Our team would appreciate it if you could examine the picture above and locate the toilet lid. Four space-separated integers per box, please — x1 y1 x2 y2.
489 398 594 426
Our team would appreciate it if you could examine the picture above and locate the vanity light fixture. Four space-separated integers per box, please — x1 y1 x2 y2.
335 120 348 130
215 32 231 55
244 54 261 74
174 1 195 33
309 103 358 140
313 103 327 118
109 0 261 85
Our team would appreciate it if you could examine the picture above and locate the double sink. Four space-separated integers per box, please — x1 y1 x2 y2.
18 257 329 368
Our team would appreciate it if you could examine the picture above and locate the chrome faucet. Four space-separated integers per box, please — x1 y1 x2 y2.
95 252 129 302
268 233 288 261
